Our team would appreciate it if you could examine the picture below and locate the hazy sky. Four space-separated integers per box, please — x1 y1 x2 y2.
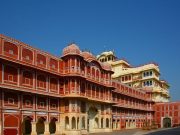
0 0 180 101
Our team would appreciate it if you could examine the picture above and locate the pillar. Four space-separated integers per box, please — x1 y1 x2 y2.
70 117 72 129
76 117 77 129
110 118 112 129
99 117 101 129
55 122 61 135
31 122 37 135
103 118 105 128
44 122 50 135
85 116 87 129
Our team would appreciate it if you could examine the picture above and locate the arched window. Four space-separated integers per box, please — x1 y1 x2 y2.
72 117 76 129
65 116 69 129
106 118 109 128
77 117 79 129
95 117 99 128
49 118 57 134
101 118 104 128
36 117 45 134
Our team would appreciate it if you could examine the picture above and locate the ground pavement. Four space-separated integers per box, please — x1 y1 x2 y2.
90 127 180 135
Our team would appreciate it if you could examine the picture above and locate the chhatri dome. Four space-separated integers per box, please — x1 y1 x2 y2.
62 43 81 56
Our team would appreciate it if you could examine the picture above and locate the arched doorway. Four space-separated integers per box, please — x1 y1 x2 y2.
36 117 45 134
88 106 98 132
72 117 76 129
106 118 109 128
163 117 171 128
22 116 32 135
49 118 57 134
94 117 99 128
101 118 104 128
77 117 79 129
65 116 69 129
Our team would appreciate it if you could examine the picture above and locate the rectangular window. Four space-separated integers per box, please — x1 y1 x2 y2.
9 50 14 55
8 75 13 82
25 78 30 85
149 80 152 86
25 55 30 60
150 71 153 76
39 81 44 88
51 64 55 69
40 102 45 108
143 82 146 86
51 104 56 109
25 100 31 106
40 60 43 65
8 98 14 104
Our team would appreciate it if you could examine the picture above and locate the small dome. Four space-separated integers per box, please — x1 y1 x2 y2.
62 43 81 56
81 51 96 60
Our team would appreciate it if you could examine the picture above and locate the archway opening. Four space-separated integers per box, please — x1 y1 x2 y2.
163 117 171 128
22 116 32 135
36 117 45 134
101 118 104 128
88 106 98 132
106 118 109 128
65 116 69 129
72 117 76 129
49 118 57 134
95 117 99 128
77 117 79 129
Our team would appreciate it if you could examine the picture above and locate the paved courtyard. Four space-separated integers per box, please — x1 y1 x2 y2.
90 127 180 135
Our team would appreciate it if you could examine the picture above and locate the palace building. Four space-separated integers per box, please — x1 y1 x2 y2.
0 34 179 135
97 51 170 102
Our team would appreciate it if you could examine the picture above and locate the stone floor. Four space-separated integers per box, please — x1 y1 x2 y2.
90 127 180 135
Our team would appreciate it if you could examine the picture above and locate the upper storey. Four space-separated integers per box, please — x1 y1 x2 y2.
61 43 114 87
0 34 113 87
97 51 160 78
0 34 60 75
97 50 170 102
0 34 154 105
62 43 112 71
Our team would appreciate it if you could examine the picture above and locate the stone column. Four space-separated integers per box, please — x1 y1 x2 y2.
70 117 72 129
59 117 65 134
109 117 111 129
76 117 77 129
85 116 88 129
99 117 101 129
31 122 37 135
44 122 50 135
103 118 105 129
55 122 61 135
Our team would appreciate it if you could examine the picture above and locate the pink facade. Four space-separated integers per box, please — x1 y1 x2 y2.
154 102 180 128
0 34 179 135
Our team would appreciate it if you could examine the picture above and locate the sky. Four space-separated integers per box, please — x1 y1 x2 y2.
0 0 180 101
